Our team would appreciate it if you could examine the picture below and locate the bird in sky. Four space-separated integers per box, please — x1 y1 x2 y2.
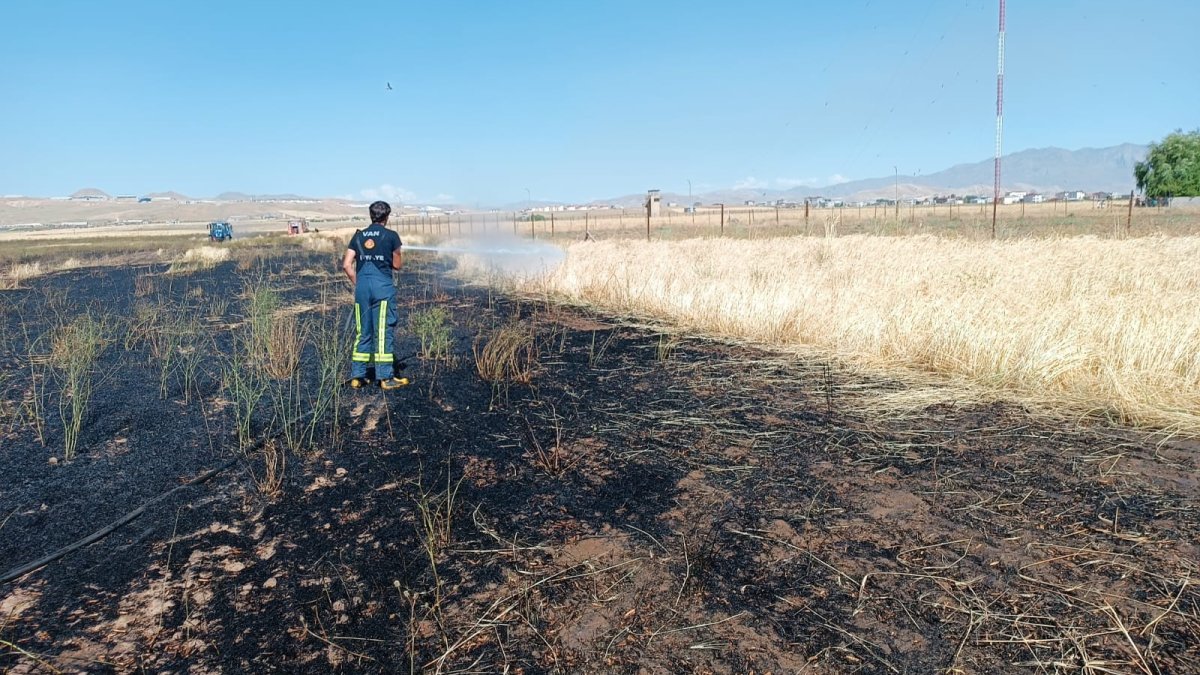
386 82 392 90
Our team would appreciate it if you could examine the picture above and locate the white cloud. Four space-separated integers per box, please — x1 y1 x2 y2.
773 175 850 190
733 176 769 190
359 184 417 204
433 193 455 203
774 177 818 189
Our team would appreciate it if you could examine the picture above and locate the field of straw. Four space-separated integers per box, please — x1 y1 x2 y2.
517 234 1200 435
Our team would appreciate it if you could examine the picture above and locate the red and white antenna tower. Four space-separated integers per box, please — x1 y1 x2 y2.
992 0 1006 238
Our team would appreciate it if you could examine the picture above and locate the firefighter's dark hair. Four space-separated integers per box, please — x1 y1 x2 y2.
369 201 391 223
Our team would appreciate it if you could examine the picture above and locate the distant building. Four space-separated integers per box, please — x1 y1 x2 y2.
645 190 662 217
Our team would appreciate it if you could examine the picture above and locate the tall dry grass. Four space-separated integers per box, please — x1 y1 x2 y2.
0 262 42 289
168 246 230 274
516 235 1200 435
474 323 536 384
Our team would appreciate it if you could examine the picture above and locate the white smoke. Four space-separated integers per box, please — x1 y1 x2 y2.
405 232 566 279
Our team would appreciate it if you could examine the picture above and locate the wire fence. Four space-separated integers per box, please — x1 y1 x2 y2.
394 200 1200 242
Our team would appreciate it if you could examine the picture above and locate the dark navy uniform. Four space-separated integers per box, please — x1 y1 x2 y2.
347 224 402 380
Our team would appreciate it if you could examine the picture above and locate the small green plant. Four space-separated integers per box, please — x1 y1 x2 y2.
243 278 281 363
146 309 186 399
223 338 268 451
309 308 347 449
175 317 206 404
409 307 453 361
51 312 109 460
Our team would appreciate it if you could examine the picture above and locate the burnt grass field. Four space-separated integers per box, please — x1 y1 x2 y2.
1 247 1199 674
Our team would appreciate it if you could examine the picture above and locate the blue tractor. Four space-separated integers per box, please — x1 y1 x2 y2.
208 221 233 242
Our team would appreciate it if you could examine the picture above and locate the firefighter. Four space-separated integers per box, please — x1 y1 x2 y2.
342 200 408 389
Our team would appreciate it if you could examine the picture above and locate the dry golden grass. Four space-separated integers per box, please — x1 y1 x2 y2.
301 235 339 254
263 313 304 380
474 323 536 384
0 261 42 289
168 245 230 274
516 234 1200 435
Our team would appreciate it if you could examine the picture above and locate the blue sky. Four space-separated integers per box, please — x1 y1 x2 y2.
2 0 1196 204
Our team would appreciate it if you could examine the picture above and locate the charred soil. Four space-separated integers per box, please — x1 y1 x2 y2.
1 251 1198 674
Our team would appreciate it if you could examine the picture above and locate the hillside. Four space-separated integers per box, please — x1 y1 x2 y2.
597 144 1149 206
811 143 1147 200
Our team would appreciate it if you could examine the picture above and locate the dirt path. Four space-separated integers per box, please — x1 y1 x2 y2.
1 254 1197 673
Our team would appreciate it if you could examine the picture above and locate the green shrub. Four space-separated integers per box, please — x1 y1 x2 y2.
409 307 453 361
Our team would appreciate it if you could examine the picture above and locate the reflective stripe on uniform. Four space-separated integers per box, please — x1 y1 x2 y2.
353 302 364 359
377 300 388 363
352 352 372 363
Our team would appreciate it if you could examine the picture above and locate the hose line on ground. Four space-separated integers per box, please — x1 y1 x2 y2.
0 456 239 584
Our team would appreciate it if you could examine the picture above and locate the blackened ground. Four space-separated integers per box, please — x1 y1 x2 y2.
1 251 1198 674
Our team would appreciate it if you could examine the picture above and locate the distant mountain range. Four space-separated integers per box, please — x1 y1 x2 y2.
213 191 318 202
56 189 317 202
598 143 1149 207
69 188 111 199
45 143 1148 208
146 191 192 201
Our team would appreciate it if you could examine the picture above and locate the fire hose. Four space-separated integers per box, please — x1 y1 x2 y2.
0 406 321 585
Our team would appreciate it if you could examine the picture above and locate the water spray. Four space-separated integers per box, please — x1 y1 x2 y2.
403 237 566 277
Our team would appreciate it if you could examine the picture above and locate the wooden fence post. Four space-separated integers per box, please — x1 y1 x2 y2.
1126 190 1135 235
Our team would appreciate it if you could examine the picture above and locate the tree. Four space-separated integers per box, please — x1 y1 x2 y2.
1135 129 1200 200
